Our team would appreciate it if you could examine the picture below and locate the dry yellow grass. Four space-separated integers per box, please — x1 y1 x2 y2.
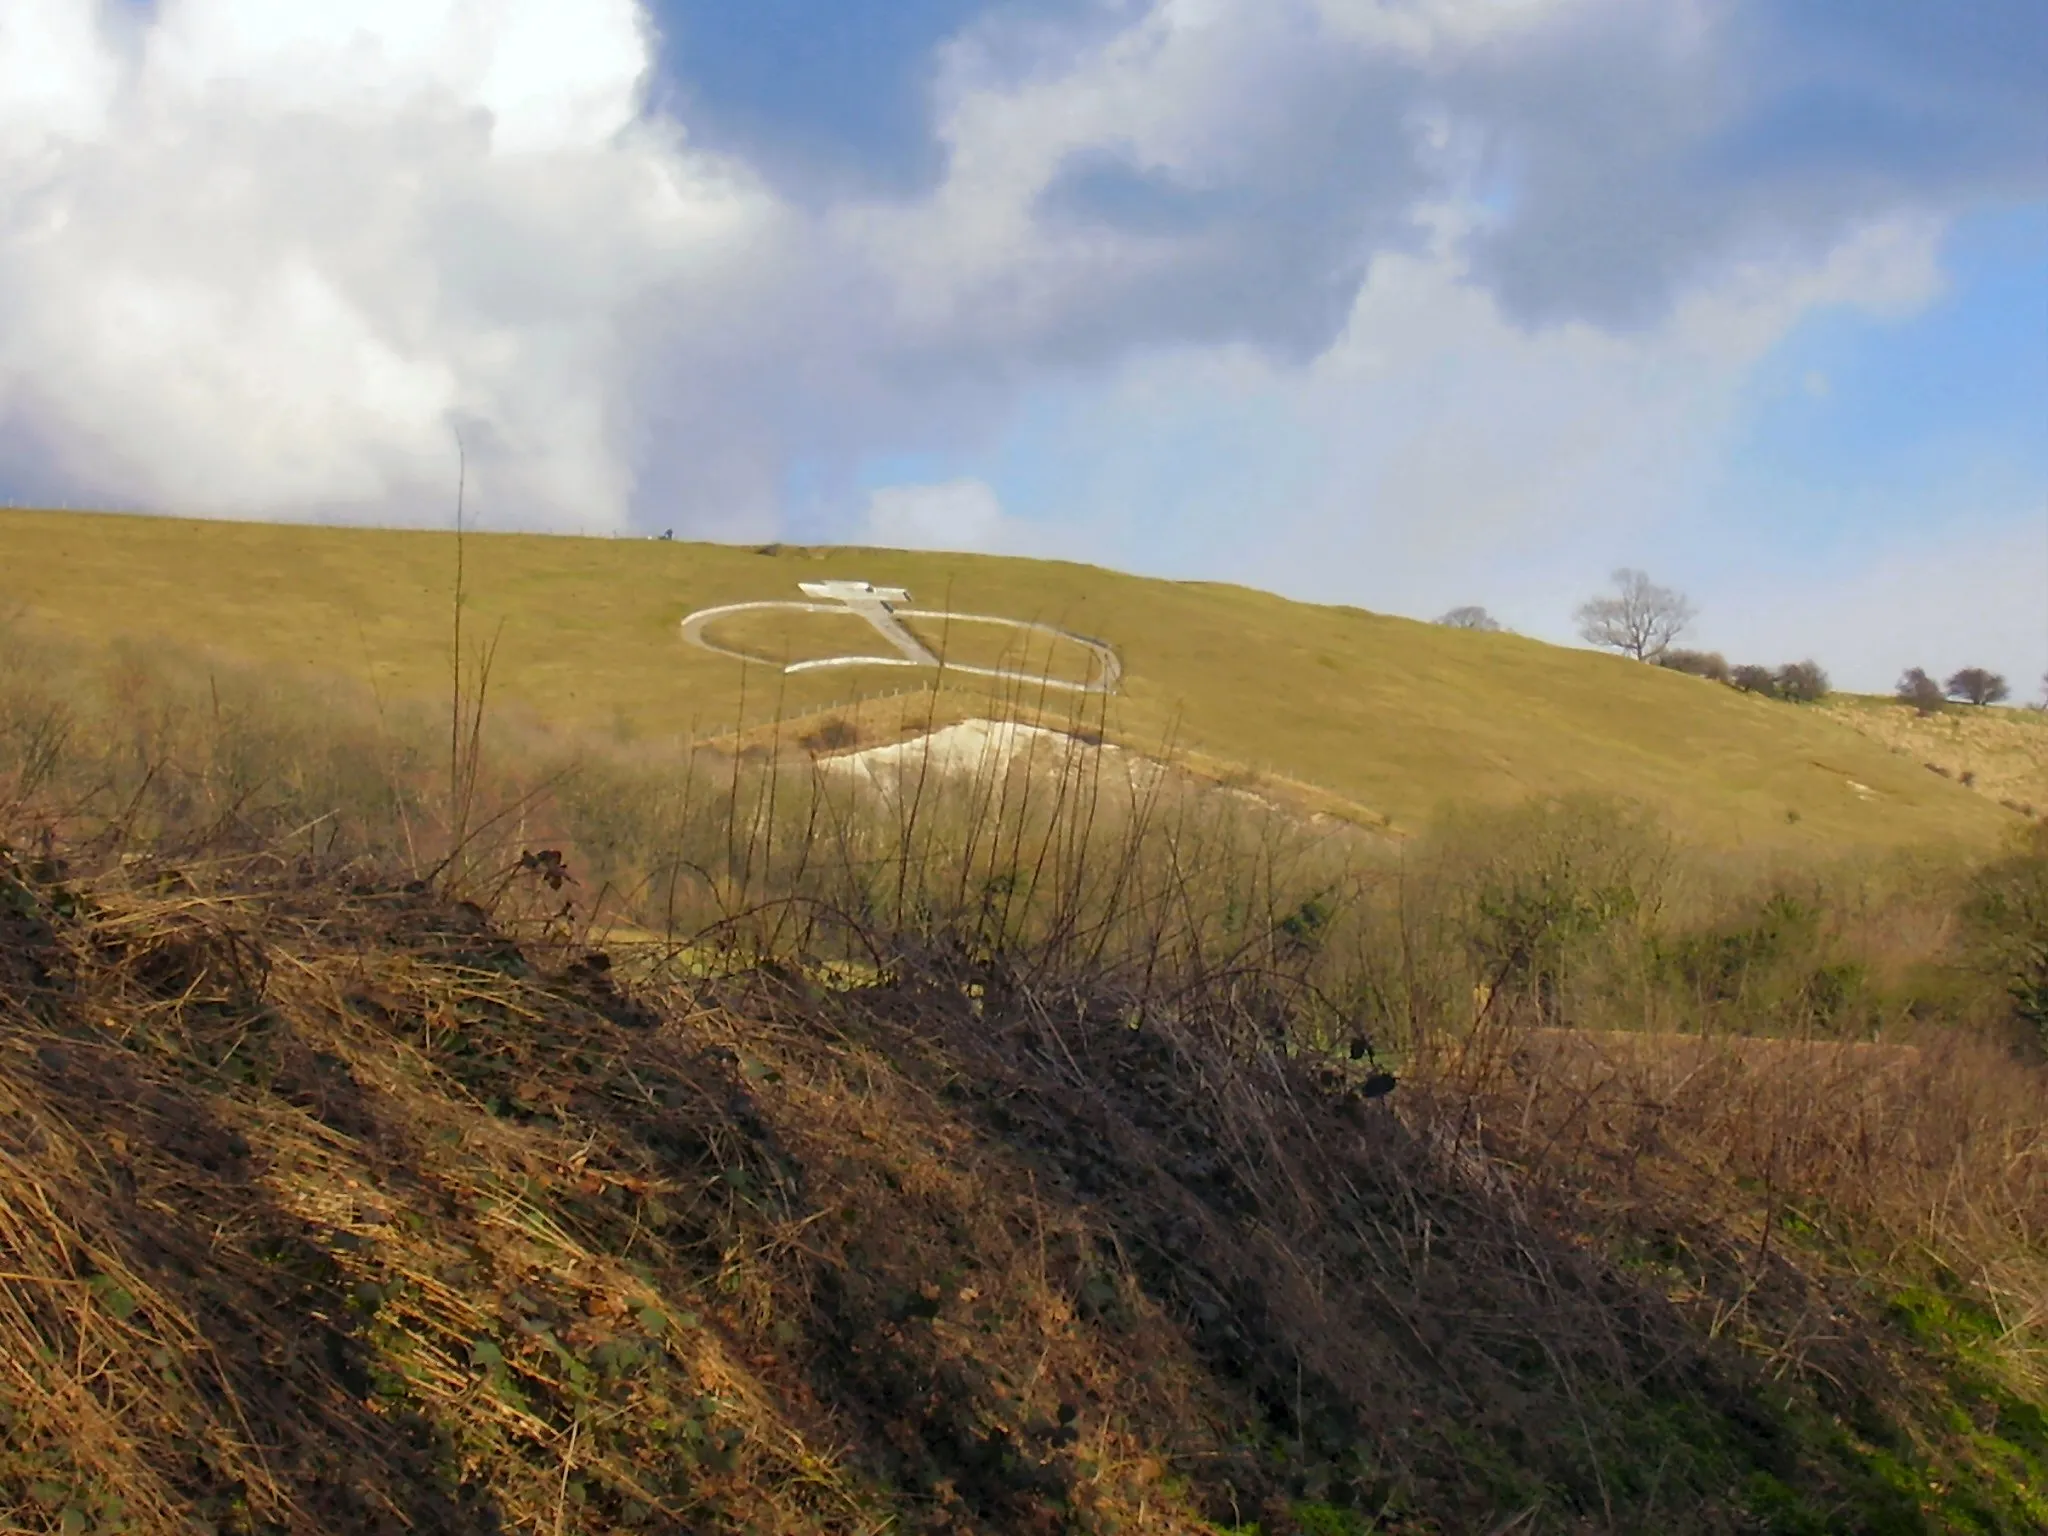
1818 695 2048 816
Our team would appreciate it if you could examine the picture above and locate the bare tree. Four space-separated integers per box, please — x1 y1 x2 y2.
1574 568 1695 661
1435 605 1502 632
1944 667 2009 707
1896 667 1945 716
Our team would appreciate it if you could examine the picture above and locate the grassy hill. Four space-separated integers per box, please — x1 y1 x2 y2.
0 505 2022 849
3 508 2045 1533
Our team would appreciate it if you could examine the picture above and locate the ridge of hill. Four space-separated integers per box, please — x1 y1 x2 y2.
0 507 2019 850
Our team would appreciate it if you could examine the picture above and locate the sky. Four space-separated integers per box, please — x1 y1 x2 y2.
1 0 2043 693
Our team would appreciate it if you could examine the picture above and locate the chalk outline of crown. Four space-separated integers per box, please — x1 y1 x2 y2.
680 580 1121 695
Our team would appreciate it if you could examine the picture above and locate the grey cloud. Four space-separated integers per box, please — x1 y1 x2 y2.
1037 152 1225 238
1030 84 1428 358
7 0 2041 547
1457 0 2048 326
954 0 2048 343
843 0 2044 377
869 5 1438 372
629 0 2044 532
647 0 1113 204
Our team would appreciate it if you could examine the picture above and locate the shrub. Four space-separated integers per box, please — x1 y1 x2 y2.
1945 668 2009 707
1657 889 1822 1005
1960 823 2048 1052
1896 668 1945 715
1730 664 1777 697
1657 649 1730 683
798 715 861 753
1438 796 1668 1027
1773 659 1830 703
1652 887 1874 1029
1435 605 1502 632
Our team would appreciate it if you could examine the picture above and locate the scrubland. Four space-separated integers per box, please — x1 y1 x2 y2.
0 615 2043 1535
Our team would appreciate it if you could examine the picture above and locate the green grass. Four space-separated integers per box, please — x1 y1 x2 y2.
0 506 2018 850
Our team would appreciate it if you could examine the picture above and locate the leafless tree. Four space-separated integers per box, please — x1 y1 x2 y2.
1574 569 1695 661
1435 605 1502 631
1944 668 2009 707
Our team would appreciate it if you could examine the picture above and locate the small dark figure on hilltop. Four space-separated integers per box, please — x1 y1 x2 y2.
1945 668 2009 707
1897 668 1946 715
1575 568 1695 661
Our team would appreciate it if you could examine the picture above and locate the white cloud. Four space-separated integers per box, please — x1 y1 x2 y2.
862 478 1017 553
0 0 775 530
1307 0 1614 58
1663 216 1947 364
0 0 120 148
140 0 651 151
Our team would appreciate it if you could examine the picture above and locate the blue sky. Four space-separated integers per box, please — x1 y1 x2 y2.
646 0 1052 194
1 0 2043 690
1713 206 2048 552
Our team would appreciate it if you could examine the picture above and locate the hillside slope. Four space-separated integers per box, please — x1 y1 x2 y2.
1818 694 2048 818
1 507 2016 849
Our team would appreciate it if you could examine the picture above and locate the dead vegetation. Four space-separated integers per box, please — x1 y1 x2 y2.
1 823 2042 1533
0 619 2045 1534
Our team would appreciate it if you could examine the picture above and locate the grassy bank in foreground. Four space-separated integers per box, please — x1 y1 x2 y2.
0 506 2022 851
0 844 2041 1536
0 619 2044 1533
